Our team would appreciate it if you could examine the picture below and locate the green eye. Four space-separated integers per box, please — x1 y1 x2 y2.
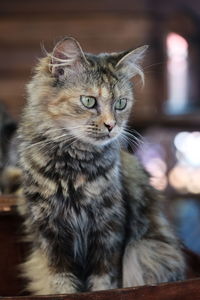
115 98 127 110
80 96 96 108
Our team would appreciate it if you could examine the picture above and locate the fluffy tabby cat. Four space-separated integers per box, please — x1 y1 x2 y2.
18 37 185 295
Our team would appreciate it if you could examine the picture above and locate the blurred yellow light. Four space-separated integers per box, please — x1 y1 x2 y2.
146 158 167 177
169 165 189 193
169 164 200 194
150 176 168 191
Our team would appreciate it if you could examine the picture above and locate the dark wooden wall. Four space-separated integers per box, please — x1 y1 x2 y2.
1 0 200 123
0 0 165 122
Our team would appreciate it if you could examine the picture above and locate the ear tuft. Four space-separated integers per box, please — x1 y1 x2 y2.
116 45 149 82
50 37 88 79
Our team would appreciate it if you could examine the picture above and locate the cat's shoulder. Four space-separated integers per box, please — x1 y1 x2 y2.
120 150 161 207
120 150 149 185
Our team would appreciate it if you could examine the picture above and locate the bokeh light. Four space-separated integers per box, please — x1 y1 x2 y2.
169 131 200 194
166 32 189 114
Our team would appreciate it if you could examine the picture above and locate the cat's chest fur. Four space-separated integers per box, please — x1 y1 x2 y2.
52 145 125 228
23 141 126 271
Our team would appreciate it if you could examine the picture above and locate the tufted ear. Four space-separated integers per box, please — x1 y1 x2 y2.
51 37 89 79
115 45 148 81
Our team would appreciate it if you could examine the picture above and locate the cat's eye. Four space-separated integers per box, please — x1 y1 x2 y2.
80 96 96 109
115 98 127 110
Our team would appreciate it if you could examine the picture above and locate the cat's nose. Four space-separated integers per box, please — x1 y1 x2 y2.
104 122 116 132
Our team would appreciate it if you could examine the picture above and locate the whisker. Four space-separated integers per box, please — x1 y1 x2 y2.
25 134 75 150
119 134 135 151
48 53 75 63
124 133 143 148
123 126 145 141
120 131 142 152
143 62 164 71
45 125 96 134
124 131 144 146
49 62 74 68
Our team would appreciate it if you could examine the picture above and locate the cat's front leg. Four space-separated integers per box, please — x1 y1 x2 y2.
88 273 118 291
87 245 121 291
22 248 78 295
87 232 123 291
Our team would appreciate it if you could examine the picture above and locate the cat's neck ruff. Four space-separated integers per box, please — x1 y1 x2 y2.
61 138 119 160
25 135 121 181
24 132 120 167
26 129 119 160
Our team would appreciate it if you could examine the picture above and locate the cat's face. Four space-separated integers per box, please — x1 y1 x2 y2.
35 38 147 146
47 71 133 146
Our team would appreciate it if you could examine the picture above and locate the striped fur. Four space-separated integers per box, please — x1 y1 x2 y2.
121 151 185 286
18 37 185 295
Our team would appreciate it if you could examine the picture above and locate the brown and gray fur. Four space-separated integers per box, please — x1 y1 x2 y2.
18 37 185 295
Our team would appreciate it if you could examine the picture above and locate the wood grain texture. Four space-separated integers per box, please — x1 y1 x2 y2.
0 195 18 212
0 0 149 15
2 278 200 300
0 213 27 296
0 0 161 120
0 16 152 48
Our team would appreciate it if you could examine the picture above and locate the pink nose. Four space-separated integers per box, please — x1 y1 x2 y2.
104 122 116 132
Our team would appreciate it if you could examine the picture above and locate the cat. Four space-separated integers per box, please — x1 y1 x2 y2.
17 37 185 295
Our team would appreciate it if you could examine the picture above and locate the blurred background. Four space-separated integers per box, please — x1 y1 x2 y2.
1 0 200 295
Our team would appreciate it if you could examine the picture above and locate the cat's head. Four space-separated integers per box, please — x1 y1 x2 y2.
29 37 148 146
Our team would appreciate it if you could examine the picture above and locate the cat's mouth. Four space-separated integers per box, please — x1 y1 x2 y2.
85 131 119 144
94 134 110 141
86 131 111 141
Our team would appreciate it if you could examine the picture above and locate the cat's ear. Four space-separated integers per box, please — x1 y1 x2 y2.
50 37 89 79
115 45 148 81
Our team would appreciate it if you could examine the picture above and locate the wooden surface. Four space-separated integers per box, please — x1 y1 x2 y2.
0 212 27 296
0 195 18 213
2 278 200 300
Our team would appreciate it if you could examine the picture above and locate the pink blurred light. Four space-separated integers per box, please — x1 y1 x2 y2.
167 32 188 60
166 32 189 113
